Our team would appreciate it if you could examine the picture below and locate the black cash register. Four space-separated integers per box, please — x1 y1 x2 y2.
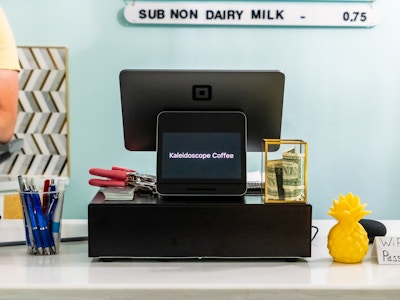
88 70 312 260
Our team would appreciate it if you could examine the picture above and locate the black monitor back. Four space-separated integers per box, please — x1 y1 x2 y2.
119 70 285 152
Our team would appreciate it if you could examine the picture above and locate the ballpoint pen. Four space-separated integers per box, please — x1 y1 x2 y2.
46 179 58 227
52 179 66 253
17 176 35 253
46 180 60 252
42 179 50 214
24 190 43 255
31 186 53 255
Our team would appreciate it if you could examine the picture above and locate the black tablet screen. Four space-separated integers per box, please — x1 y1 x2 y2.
156 111 247 196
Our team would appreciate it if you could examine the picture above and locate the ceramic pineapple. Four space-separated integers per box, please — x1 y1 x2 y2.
327 193 371 263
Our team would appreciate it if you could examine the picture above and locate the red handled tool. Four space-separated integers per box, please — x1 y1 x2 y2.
88 166 156 193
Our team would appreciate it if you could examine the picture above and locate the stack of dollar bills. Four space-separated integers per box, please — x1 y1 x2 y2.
267 147 305 201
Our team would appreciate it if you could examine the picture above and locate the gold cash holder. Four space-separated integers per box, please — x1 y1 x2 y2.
263 139 308 204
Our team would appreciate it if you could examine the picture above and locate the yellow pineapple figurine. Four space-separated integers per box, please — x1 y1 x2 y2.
327 193 371 263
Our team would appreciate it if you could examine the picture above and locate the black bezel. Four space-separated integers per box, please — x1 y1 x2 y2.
156 111 247 196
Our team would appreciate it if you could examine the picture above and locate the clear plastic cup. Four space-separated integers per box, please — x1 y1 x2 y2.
19 187 65 255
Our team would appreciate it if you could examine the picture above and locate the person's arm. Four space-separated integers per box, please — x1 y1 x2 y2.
0 6 20 144
0 69 19 143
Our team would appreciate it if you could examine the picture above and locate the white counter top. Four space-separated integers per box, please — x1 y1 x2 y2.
0 220 400 300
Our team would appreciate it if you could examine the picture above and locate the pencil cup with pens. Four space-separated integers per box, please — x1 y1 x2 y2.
17 175 66 255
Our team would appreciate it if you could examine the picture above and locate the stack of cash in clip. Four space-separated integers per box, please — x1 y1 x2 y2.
267 147 305 201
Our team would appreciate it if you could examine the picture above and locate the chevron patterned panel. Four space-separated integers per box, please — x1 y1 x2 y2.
0 47 69 176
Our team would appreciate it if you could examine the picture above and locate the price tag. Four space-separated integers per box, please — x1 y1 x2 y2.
372 237 400 265
123 1 379 27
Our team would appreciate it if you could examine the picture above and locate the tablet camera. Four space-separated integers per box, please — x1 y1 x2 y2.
192 85 212 101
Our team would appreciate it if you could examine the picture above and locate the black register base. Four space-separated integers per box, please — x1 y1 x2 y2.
88 192 312 259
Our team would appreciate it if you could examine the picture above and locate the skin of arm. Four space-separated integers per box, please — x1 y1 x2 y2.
0 6 20 144
0 69 19 143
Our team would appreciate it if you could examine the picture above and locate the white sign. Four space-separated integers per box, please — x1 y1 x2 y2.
124 1 379 27
372 236 400 265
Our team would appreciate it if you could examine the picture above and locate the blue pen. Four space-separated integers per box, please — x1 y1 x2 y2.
31 186 53 255
17 176 35 253
46 179 58 228
24 190 43 255
20 198 32 251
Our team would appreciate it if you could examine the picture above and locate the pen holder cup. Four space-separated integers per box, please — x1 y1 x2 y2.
19 190 65 255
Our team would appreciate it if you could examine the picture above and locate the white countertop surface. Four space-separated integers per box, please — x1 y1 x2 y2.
0 219 400 300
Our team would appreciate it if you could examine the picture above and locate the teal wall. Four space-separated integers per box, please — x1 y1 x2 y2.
2 1 400 219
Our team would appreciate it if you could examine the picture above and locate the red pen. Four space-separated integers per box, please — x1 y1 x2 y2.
42 179 50 214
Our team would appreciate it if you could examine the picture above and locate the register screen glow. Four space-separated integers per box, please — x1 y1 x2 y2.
161 132 241 179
